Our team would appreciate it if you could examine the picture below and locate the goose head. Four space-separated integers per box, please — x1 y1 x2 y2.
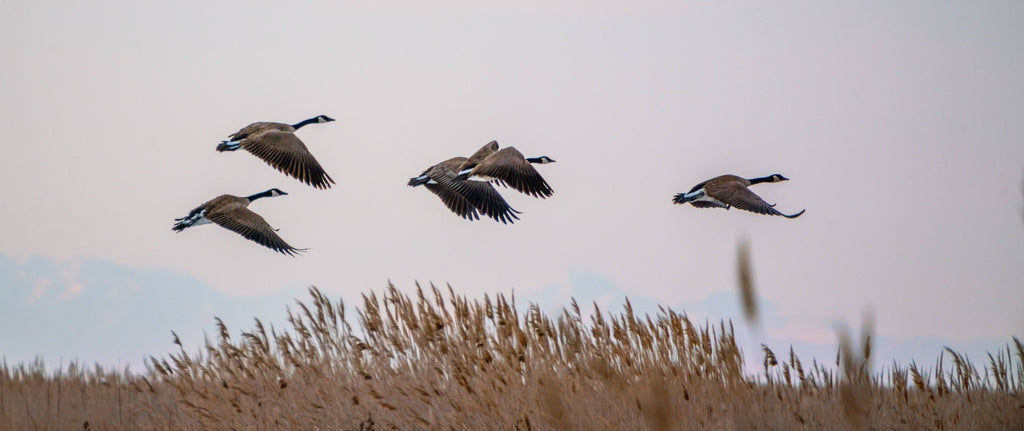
268 188 288 197
526 156 556 164
769 174 789 182
316 115 335 123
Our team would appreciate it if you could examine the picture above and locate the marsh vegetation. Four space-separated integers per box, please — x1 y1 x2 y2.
2 284 1021 430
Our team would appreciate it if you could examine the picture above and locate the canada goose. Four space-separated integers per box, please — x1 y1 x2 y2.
408 156 520 224
172 188 307 256
673 174 805 219
216 115 336 190
453 141 556 198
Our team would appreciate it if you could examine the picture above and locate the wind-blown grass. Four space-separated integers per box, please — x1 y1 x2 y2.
2 284 1022 430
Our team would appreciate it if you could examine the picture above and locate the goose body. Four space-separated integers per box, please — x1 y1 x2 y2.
172 188 307 256
408 154 521 224
673 174 805 219
217 115 336 190
453 141 556 198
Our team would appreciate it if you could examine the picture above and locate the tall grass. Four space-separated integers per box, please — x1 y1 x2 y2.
2 284 1021 430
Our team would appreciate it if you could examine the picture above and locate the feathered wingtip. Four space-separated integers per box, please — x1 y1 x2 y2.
493 207 522 225
278 247 310 257
780 209 806 219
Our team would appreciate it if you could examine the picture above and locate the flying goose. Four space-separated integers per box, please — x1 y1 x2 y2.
216 115 336 190
453 140 556 198
172 188 307 256
673 174 805 218
408 156 521 224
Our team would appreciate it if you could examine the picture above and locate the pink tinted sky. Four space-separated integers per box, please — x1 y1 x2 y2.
0 1 1021 362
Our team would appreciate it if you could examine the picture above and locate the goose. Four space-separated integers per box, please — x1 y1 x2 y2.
172 188 307 256
216 115 336 190
453 140 556 198
673 174 805 218
408 156 520 224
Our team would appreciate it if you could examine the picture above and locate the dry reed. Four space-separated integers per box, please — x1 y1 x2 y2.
1 285 1022 430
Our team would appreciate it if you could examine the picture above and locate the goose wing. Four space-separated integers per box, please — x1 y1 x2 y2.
205 207 306 256
424 183 480 221
429 168 520 224
457 140 500 172
471 147 553 198
707 182 804 218
240 129 335 189
448 179 520 224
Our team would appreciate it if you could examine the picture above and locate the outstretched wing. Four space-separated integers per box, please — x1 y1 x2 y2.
424 183 480 221
431 173 520 224
470 147 553 198
457 140 500 172
241 130 335 189
206 207 306 256
709 183 803 218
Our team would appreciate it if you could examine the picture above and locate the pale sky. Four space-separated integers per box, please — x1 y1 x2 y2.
1 1 1022 368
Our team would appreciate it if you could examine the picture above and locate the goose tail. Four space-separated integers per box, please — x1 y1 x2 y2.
672 192 696 204
172 210 206 232
216 141 242 152
408 175 430 187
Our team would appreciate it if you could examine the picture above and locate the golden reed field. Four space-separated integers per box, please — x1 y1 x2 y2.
1 282 1022 430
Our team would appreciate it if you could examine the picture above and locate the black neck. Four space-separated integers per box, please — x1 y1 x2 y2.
246 190 275 201
748 175 775 185
291 117 319 130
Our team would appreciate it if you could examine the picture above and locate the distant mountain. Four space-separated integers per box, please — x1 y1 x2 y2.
520 269 1013 374
1 257 1010 374
0 254 306 371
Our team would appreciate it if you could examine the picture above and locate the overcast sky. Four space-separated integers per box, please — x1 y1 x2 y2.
1 1 1021 369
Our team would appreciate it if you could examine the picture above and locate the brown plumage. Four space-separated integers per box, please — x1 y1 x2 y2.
172 188 306 256
458 140 500 172
454 141 556 198
409 157 520 224
217 115 336 190
673 174 805 219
